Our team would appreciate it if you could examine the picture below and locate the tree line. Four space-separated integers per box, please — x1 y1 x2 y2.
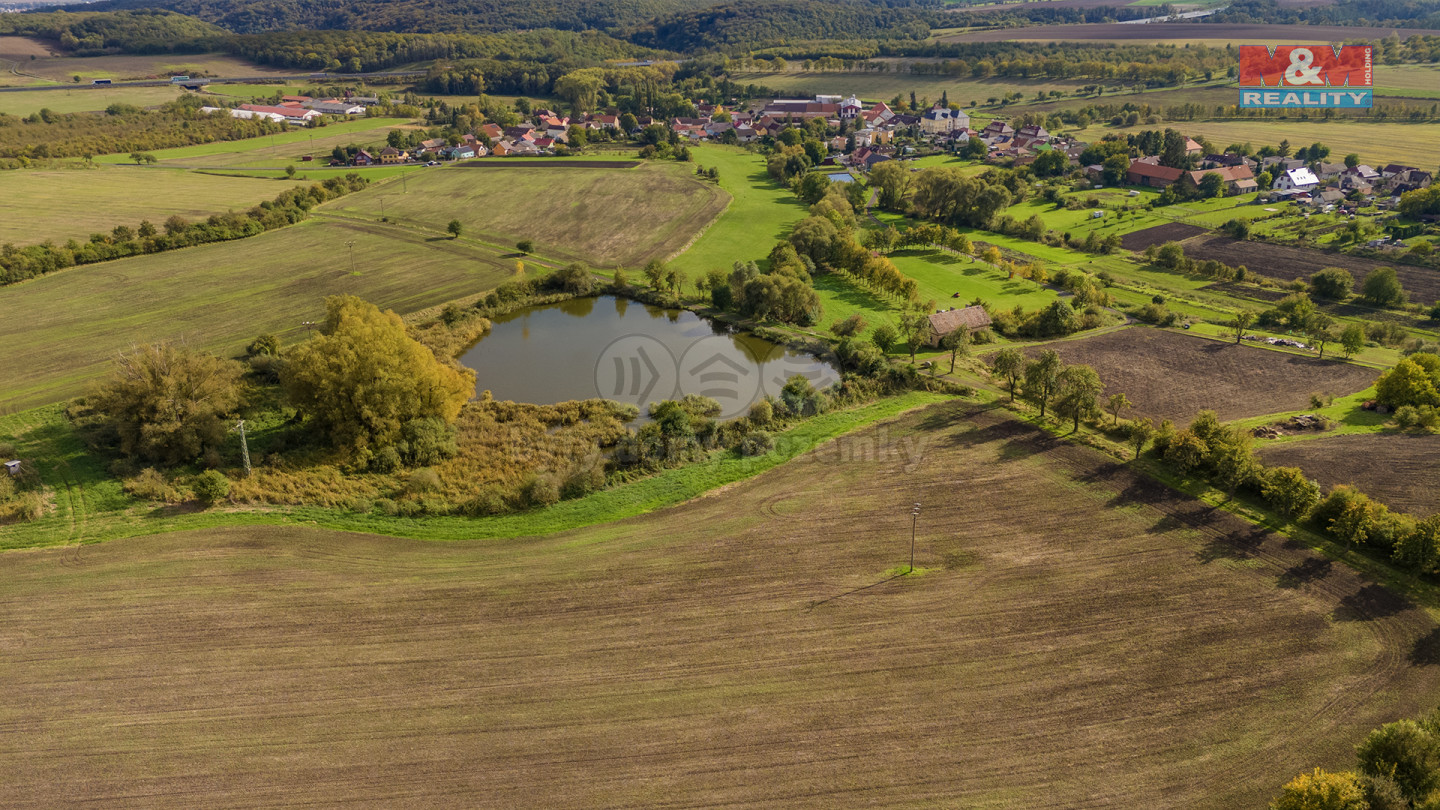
0 96 293 165
0 175 369 286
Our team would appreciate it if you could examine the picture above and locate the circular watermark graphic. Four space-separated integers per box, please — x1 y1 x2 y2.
593 335 678 410
678 336 764 419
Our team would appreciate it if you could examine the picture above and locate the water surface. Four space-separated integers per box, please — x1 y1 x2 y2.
459 296 838 419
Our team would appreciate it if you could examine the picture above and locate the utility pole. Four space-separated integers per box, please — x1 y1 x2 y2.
236 419 251 477
346 239 356 273
909 502 920 574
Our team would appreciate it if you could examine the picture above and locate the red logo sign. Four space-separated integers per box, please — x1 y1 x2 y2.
1238 45 1372 88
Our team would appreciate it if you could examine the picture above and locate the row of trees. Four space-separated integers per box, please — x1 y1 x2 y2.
0 175 370 286
989 348 1107 430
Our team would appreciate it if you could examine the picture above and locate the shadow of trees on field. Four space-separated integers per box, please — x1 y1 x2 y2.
1194 526 1268 562
1277 557 1332 589
1334 584 1408 623
1410 627 1440 666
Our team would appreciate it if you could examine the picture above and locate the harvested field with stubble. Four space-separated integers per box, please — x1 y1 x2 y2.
1039 327 1379 423
1260 433 1440 516
1184 234 1440 304
1120 221 1207 251
0 218 516 409
3 401 1436 807
329 162 729 267
936 22 1440 42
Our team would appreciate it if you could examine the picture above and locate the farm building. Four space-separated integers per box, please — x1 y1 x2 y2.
1126 160 1184 188
4 460 20 476
1183 165 1257 195
925 305 992 347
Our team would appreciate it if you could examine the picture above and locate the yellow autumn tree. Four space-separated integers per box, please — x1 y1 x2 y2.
283 296 474 459
1269 768 1367 810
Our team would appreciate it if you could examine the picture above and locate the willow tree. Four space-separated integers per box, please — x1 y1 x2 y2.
284 296 474 460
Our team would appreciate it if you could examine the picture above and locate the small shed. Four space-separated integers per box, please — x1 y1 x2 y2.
925 305 993 347
4 460 21 476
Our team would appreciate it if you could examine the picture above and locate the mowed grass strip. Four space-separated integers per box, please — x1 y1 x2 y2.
1 401 1434 807
328 161 730 268
0 218 514 409
0 167 305 246
669 145 812 275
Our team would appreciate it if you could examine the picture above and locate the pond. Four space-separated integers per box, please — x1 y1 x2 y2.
458 296 839 419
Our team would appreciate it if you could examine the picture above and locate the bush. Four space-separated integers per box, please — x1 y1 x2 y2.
1395 405 1420 428
371 445 402 473
464 487 508 516
123 468 181 502
739 430 775 456
406 467 442 494
748 399 774 426
520 472 560 507
191 469 231 504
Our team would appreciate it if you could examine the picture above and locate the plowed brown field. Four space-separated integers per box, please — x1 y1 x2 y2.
1260 432 1440 516
2 401 1434 808
1038 327 1379 423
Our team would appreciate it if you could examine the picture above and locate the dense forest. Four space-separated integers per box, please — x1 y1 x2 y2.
1205 0 1440 29
73 0 726 34
625 0 933 52
229 29 668 73
0 10 225 54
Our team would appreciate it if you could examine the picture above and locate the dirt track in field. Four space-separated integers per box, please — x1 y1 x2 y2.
2 401 1436 807
1260 432 1440 516
1037 326 1379 423
1184 234 1440 304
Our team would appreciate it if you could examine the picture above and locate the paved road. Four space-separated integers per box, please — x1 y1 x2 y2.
0 71 427 93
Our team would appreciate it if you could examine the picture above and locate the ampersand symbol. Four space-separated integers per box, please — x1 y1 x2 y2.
1285 48 1324 85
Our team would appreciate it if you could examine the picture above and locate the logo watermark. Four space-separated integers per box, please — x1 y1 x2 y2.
1238 45 1373 109
593 333 837 419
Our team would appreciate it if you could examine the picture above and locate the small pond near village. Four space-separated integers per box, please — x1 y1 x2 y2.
459 296 839 419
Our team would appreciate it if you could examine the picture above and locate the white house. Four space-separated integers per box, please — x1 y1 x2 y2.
1273 167 1320 192
919 105 969 137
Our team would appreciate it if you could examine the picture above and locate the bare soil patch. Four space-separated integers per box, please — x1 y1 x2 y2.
1184 234 1440 304
1121 221 1207 251
1260 432 1440 516
938 22 1440 42
1037 326 1379 423
1 401 1436 806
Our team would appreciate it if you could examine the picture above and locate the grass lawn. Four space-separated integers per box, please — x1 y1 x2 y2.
0 166 305 246
0 84 188 116
1072 120 1440 172
0 218 516 409
2 400 1434 807
92 117 411 165
328 161 729 268
891 247 1060 309
668 145 812 276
